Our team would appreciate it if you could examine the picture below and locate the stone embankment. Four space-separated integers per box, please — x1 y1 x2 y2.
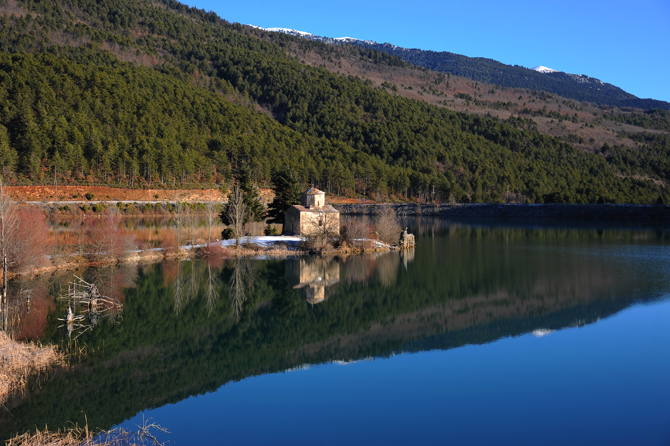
334 203 670 220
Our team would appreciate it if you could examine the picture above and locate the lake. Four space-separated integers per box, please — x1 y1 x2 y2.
2 217 669 445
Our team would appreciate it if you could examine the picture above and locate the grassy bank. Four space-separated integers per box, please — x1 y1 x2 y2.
0 332 61 406
4 421 168 446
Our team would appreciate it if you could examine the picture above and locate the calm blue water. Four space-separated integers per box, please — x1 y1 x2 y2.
3 218 670 445
119 298 670 446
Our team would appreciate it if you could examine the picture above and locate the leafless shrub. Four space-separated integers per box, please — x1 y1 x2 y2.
204 202 221 242
185 205 197 246
1 181 51 328
86 209 136 261
172 202 187 247
298 235 333 251
374 205 401 246
201 243 231 258
340 217 374 248
10 207 52 271
159 229 179 254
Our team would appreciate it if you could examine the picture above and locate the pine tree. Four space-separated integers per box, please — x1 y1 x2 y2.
266 165 302 224
0 125 18 175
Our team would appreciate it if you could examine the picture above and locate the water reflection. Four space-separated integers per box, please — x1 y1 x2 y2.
229 258 255 321
57 276 122 339
1 219 670 440
165 260 228 317
285 258 340 304
285 250 416 304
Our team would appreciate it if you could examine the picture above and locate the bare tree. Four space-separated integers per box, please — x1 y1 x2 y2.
86 208 135 261
224 185 248 248
340 216 374 248
204 202 221 243
11 207 50 271
375 205 401 246
0 180 17 331
301 208 340 250
74 219 87 258
173 201 187 248
185 204 197 246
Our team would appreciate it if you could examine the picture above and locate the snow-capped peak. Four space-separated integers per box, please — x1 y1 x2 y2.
247 25 314 37
247 25 376 45
532 66 559 74
334 37 360 42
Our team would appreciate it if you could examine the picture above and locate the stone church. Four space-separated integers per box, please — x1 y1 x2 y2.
284 188 340 236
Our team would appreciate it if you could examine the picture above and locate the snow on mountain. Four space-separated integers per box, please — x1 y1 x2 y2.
532 66 560 74
247 26 615 91
247 25 314 37
334 36 373 44
248 25 375 45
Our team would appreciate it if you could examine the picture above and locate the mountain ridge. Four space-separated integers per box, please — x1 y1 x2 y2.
249 25 670 110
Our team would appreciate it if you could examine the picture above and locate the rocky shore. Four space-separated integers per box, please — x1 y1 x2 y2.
334 203 670 221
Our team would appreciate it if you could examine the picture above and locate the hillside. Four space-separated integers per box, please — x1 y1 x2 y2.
0 0 668 204
350 42 670 111
253 27 670 111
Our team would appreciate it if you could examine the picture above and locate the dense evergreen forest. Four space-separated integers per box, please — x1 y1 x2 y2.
0 0 668 203
346 41 670 111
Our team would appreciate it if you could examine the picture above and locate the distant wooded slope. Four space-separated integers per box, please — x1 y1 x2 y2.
0 0 668 204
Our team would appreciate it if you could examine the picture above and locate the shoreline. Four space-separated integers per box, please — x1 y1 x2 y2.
4 238 398 282
334 203 670 220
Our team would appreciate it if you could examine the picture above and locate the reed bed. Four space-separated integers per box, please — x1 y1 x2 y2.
5 420 168 446
0 331 61 405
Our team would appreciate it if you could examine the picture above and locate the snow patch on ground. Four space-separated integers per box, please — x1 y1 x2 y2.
218 236 303 247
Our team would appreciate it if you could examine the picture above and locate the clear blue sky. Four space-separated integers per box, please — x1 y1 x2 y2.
182 0 670 102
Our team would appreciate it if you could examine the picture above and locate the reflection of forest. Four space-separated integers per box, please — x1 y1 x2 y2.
5 264 137 341
2 222 669 440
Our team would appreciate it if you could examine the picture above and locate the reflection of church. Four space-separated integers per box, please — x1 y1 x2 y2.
285 258 340 304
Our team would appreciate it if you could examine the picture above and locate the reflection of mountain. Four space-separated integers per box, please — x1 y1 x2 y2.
1 222 669 440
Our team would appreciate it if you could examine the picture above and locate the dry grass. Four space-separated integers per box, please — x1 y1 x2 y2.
0 331 61 405
5 420 168 445
5 428 84 446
